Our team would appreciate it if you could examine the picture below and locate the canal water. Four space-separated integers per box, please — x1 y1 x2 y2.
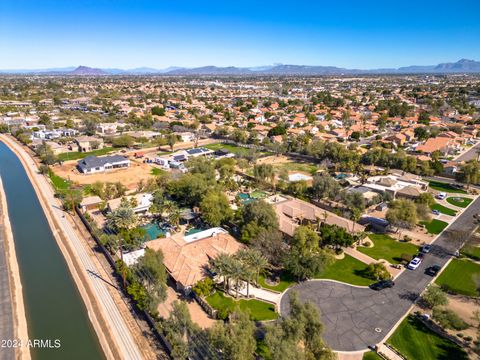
0 142 105 360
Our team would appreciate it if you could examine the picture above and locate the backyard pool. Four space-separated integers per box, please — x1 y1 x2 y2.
141 222 170 240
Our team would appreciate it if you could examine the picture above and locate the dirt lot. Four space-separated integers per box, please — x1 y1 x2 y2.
54 158 155 190
157 286 217 329
446 295 480 339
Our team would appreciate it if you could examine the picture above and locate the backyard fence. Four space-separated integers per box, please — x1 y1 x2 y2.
75 207 173 357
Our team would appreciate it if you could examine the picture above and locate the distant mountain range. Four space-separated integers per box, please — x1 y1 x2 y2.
2 59 480 76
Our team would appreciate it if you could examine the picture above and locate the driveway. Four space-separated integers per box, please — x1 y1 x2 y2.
280 197 480 352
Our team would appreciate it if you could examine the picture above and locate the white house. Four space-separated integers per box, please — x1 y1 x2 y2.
77 155 130 174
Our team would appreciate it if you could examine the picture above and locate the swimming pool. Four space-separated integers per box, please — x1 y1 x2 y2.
141 222 169 240
185 227 206 236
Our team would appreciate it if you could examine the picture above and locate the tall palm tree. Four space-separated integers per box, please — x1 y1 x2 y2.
106 205 137 288
240 248 270 287
210 253 234 292
229 257 248 299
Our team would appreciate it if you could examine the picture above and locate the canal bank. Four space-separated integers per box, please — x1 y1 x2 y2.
1 134 143 359
0 139 108 360
0 176 30 360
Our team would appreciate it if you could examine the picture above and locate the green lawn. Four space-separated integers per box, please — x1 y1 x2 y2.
446 196 473 208
420 219 449 234
357 234 419 264
57 147 115 161
258 272 296 292
204 143 270 157
435 258 480 296
430 203 457 216
48 170 71 191
315 254 374 286
461 245 480 261
428 180 467 194
206 291 278 321
150 167 167 176
362 352 382 360
387 316 467 360
273 162 320 175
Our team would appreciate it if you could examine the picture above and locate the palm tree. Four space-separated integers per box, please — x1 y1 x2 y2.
106 206 137 232
210 253 234 292
106 205 137 288
240 249 270 287
229 257 248 299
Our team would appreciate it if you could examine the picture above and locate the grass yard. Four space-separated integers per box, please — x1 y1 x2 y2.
387 316 467 360
461 245 480 261
150 167 167 176
446 196 473 208
205 143 270 157
57 146 115 161
273 161 319 175
428 180 467 194
48 169 71 191
362 352 382 360
420 219 449 234
435 258 480 296
258 272 296 292
206 291 278 321
430 203 457 216
315 254 374 286
357 234 419 264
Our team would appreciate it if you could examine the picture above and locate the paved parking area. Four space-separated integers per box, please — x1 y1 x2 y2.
280 197 480 351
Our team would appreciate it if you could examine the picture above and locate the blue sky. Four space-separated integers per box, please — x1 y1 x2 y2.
1 0 479 69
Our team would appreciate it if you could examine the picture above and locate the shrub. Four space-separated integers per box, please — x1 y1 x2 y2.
403 235 412 242
401 253 413 263
433 308 469 330
216 307 230 320
422 285 448 309
365 262 391 280
192 278 214 298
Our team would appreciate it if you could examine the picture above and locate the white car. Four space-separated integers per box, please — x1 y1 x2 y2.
407 257 422 270
436 192 447 200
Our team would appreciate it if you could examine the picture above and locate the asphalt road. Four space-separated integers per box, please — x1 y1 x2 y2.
280 196 480 352
455 142 480 163
0 199 14 360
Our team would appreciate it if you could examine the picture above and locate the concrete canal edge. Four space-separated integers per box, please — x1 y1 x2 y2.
0 176 31 360
0 135 119 360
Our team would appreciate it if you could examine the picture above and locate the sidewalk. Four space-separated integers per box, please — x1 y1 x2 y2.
344 247 403 278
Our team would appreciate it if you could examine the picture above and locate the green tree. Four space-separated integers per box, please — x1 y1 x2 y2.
208 310 256 360
365 262 391 281
312 173 341 200
422 285 448 309
386 199 418 229
200 191 233 226
240 200 279 242
265 291 335 360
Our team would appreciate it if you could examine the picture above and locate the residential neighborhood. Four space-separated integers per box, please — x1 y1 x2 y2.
1 72 480 360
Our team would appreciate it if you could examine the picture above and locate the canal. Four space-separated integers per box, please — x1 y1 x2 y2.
0 141 105 360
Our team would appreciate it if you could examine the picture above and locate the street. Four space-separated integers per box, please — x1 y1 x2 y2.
280 196 480 352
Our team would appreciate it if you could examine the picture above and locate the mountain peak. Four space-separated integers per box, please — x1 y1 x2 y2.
70 65 107 75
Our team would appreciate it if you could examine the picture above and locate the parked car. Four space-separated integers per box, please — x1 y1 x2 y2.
407 257 422 270
432 209 440 215
436 192 447 200
370 279 395 291
421 244 432 254
425 265 441 276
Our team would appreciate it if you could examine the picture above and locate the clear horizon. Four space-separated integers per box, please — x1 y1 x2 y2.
1 0 479 70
